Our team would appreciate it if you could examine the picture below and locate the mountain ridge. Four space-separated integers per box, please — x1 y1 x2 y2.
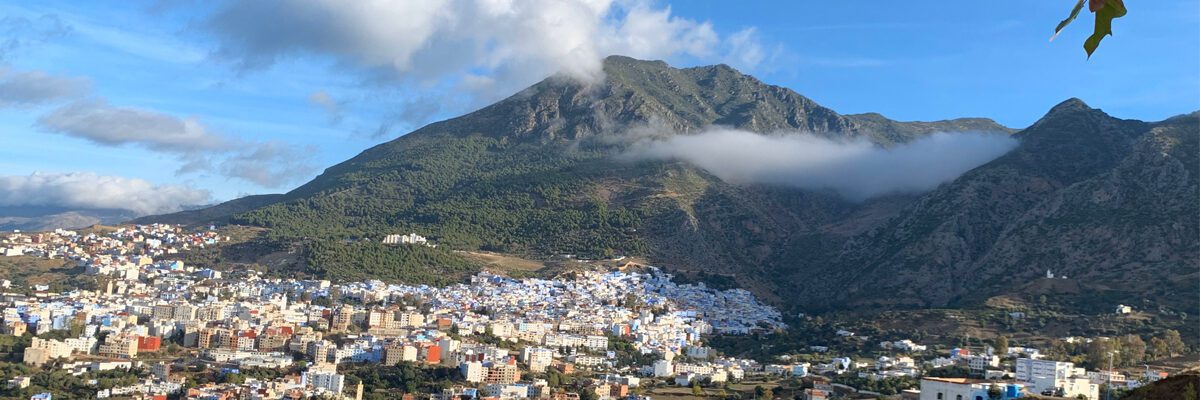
132 56 1198 317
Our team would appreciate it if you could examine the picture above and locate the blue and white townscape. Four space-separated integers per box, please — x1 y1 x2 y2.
0 225 789 399
0 226 1164 400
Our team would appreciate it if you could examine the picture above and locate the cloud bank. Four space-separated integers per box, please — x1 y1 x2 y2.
0 172 211 216
624 129 1018 200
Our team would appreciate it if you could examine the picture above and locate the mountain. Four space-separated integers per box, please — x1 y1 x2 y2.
130 194 283 226
141 56 1197 316
0 206 138 232
816 101 1199 313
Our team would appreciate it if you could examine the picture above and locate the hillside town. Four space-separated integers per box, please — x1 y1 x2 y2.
0 226 1186 400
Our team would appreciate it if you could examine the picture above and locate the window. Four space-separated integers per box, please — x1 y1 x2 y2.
956 396 963 400
937 394 943 400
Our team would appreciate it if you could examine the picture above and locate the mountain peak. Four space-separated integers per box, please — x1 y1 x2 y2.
1025 97 1110 132
602 54 669 69
1048 97 1092 114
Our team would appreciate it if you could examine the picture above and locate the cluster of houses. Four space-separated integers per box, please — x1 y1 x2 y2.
1 225 225 261
745 328 1168 400
0 225 1178 400
0 225 794 399
915 347 1171 400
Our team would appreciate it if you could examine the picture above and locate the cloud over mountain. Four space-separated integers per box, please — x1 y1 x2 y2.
624 129 1018 200
199 0 769 132
0 172 211 216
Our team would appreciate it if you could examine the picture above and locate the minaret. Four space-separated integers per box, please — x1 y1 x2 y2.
355 380 364 400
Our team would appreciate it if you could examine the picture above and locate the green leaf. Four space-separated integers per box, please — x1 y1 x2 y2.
1051 0 1086 42
1084 0 1127 58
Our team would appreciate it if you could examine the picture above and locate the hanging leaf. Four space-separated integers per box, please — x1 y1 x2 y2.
1051 0 1086 42
1084 0 1127 58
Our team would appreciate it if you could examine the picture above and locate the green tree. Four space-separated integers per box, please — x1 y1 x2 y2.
1162 330 1187 357
1119 334 1145 366
1183 382 1197 400
995 336 1009 356
1149 337 1170 360
692 382 704 397
1087 338 1121 368
222 373 246 385
988 384 1003 400
578 388 598 400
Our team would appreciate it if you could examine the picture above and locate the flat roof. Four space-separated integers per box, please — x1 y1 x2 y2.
921 377 995 385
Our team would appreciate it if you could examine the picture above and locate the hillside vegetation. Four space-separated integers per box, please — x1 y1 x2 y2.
140 57 1197 327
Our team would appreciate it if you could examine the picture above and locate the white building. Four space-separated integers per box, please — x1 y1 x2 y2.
685 346 713 359
583 335 608 350
652 360 673 377
1057 376 1099 400
461 361 485 383
920 378 1020 400
383 233 428 245
521 347 553 373
674 372 696 386
303 370 345 396
1014 358 1075 393
484 384 531 399
967 355 1000 372
1087 370 1127 386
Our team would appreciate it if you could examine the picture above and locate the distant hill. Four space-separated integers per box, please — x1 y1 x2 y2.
0 206 137 232
130 194 283 226
139 56 1198 317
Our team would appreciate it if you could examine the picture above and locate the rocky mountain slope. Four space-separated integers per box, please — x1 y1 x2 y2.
140 56 1197 316
820 102 1198 313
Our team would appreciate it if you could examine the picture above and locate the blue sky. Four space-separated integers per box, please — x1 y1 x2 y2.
0 0 1196 213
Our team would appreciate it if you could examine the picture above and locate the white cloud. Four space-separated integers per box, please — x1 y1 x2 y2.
37 99 316 188
0 172 211 215
307 90 342 123
37 99 232 153
220 141 317 188
200 0 768 130
624 129 1018 200
202 0 730 83
721 28 766 69
0 69 91 107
